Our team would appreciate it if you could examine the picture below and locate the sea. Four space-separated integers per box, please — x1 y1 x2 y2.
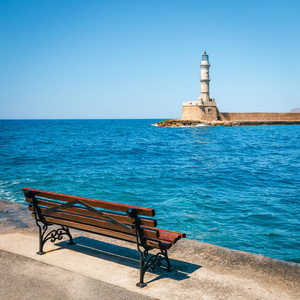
0 119 299 263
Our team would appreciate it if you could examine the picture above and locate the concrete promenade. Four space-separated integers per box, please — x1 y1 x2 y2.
0 199 299 300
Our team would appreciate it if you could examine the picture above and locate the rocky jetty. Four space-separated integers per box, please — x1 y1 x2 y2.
154 119 205 127
154 119 300 127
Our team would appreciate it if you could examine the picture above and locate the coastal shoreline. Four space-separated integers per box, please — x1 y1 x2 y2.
1 199 299 299
154 119 300 127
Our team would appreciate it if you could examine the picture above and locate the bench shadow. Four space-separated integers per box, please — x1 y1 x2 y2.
55 236 201 284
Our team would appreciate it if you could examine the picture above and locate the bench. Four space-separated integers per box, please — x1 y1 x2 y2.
23 187 186 287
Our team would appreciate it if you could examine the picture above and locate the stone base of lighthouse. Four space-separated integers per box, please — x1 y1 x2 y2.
182 100 220 121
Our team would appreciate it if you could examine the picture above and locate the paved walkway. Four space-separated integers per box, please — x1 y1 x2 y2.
0 199 299 300
0 249 153 300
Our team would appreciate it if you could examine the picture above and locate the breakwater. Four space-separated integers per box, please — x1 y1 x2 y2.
154 119 300 127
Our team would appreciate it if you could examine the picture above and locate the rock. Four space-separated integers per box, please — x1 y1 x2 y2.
153 119 205 127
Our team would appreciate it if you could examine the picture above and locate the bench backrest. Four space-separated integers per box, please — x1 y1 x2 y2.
23 187 174 249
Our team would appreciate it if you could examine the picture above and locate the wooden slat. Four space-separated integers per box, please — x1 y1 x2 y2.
156 231 181 244
29 206 159 239
31 214 171 250
27 198 157 228
23 187 155 217
146 239 171 250
157 228 186 239
138 226 186 244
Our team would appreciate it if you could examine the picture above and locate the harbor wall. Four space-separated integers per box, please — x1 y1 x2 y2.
220 112 300 121
182 106 300 122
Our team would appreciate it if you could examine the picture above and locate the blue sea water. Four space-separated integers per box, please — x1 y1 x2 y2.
0 119 299 263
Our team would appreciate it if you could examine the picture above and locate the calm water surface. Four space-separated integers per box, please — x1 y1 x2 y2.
0 120 299 263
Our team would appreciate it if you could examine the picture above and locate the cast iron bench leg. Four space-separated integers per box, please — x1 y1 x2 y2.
36 222 75 255
136 248 174 287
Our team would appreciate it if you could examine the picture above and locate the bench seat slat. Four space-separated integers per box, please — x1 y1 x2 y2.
140 226 186 243
156 231 181 244
28 198 157 228
32 214 171 250
157 228 186 239
23 187 155 217
29 206 159 239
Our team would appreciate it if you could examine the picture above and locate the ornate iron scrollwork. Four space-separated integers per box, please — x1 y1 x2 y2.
136 247 174 287
36 222 74 255
25 190 75 255
144 249 173 272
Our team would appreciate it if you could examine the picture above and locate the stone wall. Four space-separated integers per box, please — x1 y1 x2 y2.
182 106 218 121
182 106 300 122
182 106 204 121
220 113 300 121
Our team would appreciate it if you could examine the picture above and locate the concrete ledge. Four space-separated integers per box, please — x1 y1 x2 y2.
1 199 299 299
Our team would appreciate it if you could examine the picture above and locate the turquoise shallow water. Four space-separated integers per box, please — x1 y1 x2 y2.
0 119 299 263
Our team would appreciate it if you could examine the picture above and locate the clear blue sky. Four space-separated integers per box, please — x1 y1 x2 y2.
1 0 299 119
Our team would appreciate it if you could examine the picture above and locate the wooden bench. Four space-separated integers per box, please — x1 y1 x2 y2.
23 187 185 287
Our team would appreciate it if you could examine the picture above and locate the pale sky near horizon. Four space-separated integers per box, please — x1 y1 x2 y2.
1 0 300 119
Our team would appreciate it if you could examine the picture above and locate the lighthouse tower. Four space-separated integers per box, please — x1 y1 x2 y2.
182 51 218 121
199 51 212 103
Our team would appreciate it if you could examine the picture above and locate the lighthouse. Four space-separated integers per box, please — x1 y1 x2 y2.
199 51 212 103
182 51 218 121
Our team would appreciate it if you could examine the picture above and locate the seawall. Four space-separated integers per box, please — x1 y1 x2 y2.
0 199 299 299
182 106 300 123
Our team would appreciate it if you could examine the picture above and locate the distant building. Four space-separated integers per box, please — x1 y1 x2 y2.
290 108 300 113
182 51 219 122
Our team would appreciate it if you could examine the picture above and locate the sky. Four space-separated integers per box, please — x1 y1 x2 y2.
0 0 300 119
